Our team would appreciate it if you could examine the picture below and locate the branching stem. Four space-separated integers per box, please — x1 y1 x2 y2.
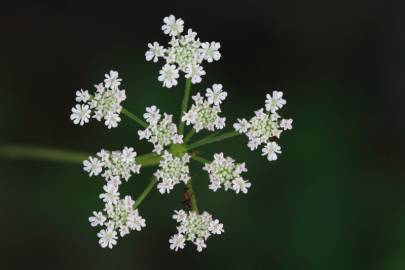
0 145 160 167
191 155 210 164
178 78 192 134
134 177 158 209
0 145 88 164
184 128 196 144
122 107 148 128
186 179 199 213
185 131 241 151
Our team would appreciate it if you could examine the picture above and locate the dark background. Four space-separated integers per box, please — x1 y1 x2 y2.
1 0 405 269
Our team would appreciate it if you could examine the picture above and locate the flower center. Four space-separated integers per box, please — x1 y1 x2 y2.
170 143 186 157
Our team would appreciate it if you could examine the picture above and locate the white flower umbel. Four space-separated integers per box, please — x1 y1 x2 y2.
83 147 141 183
203 153 251 194
154 151 191 194
170 210 224 252
92 194 146 249
182 85 227 132
233 92 293 162
66 15 294 253
138 108 183 154
146 15 221 87
70 70 126 128
138 106 183 154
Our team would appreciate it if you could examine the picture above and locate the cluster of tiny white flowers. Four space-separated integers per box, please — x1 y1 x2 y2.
70 15 294 252
138 106 183 154
203 153 251 194
154 151 191 194
85 147 145 248
146 15 221 88
83 147 141 184
70 70 126 128
182 84 227 132
233 91 293 161
169 210 224 252
90 190 146 249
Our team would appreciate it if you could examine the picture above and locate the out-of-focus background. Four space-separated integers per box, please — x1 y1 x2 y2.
1 0 404 269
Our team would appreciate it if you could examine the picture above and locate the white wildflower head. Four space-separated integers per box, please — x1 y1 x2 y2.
265 91 286 113
158 64 179 88
233 91 293 162
99 181 120 205
280 118 293 130
170 210 224 252
70 70 126 128
70 104 91 126
138 107 183 154
145 42 165 63
203 153 251 194
162 15 184 36
83 147 141 183
89 211 107 227
201 41 221 63
185 63 206 84
74 15 294 252
97 227 117 249
146 15 221 87
92 194 146 248
182 85 227 132
262 141 282 161
154 151 190 194
205 84 227 106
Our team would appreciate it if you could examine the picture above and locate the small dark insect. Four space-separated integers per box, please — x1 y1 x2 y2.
182 186 192 210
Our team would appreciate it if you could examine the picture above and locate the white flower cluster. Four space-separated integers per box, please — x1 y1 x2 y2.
146 15 221 88
154 151 191 194
138 106 183 154
70 70 126 128
203 153 251 194
85 147 145 248
169 210 224 252
182 84 227 132
233 91 293 161
70 15 294 252
90 189 146 249
83 147 141 184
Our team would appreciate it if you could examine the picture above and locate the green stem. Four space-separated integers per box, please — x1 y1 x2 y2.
202 131 220 140
122 107 148 128
183 128 196 144
0 145 160 167
187 180 199 213
134 177 158 209
191 155 210 164
0 145 88 164
178 78 192 134
135 153 161 167
185 131 241 151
